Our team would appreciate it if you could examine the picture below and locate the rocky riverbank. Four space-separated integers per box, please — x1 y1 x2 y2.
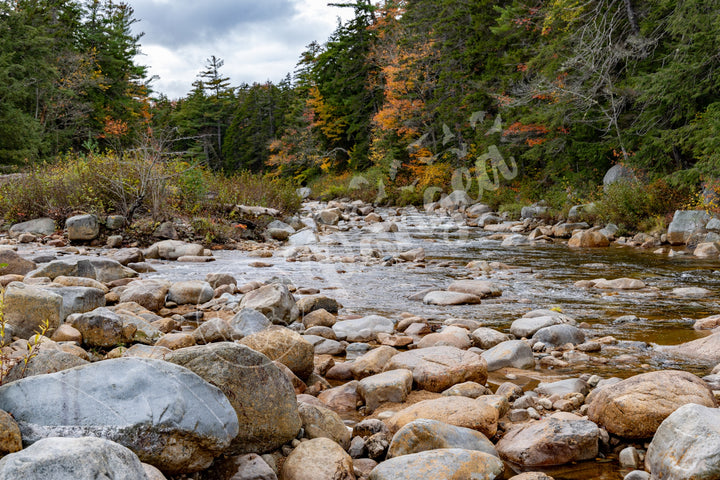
0 197 718 479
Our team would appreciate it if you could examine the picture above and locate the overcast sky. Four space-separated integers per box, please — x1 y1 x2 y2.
126 0 353 99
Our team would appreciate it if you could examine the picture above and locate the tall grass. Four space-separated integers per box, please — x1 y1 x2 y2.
0 152 300 225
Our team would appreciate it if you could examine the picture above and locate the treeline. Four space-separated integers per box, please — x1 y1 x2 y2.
0 0 148 163
3 0 720 203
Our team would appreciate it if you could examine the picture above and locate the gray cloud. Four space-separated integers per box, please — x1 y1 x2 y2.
130 0 297 48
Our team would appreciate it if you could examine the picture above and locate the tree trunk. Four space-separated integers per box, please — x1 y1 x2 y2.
623 0 640 35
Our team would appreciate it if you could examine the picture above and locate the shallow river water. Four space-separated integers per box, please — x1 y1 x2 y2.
144 204 718 480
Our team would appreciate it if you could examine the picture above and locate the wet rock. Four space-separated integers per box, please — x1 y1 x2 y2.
238 283 298 325
587 370 716 438
0 250 35 275
333 315 394 342
423 291 482 305
281 437 355 480
590 278 646 290
368 448 503 480
645 403 720 480
3 282 63 339
672 286 712 298
351 345 399 380
118 279 170 312
358 369 413 412
447 280 502 298
0 436 148 479
240 326 315 380
165 343 300 455
501 234 533 246
386 396 498 438
385 346 488 393
481 340 535 371
167 280 214 305
471 327 512 349
532 324 585 348
387 419 497 459
298 402 351 449
8 217 55 238
66 214 99 241
0 357 239 474
568 230 609 248
496 418 599 466
667 210 710 245
623 471 650 480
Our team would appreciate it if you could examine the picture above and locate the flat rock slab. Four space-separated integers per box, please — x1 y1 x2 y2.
358 369 413 413
447 280 502 298
0 357 239 474
385 346 487 392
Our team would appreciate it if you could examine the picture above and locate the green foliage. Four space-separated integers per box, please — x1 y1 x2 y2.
598 179 690 232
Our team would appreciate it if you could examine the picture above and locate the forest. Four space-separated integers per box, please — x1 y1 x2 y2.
1 0 719 225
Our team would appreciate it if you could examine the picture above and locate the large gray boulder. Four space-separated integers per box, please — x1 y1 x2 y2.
165 343 301 454
8 217 55 238
238 283 298 325
667 210 711 245
3 282 63 339
4 349 89 383
69 307 135 348
0 436 149 480
147 240 205 260
439 191 472 210
646 403 720 480
66 214 99 241
26 258 137 283
0 357 239 474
